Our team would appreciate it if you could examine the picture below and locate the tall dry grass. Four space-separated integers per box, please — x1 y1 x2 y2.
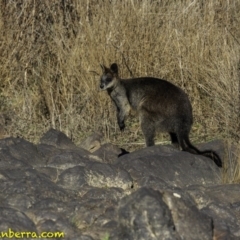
0 0 239 181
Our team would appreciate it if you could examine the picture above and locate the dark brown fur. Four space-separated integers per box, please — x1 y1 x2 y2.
99 63 222 167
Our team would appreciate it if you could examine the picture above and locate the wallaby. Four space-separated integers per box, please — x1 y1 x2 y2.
99 63 222 167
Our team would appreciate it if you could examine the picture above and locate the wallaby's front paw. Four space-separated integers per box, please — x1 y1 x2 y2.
119 122 125 131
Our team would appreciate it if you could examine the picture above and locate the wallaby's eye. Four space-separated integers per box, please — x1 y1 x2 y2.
106 77 112 82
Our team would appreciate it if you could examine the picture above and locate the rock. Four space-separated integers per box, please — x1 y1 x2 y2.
82 187 124 201
79 132 103 152
116 145 221 189
71 200 108 229
1 167 73 211
2 193 34 211
85 162 133 190
203 203 240 239
93 143 129 163
187 184 240 207
162 190 213 240
47 149 92 169
187 184 240 238
112 187 215 240
35 166 59 182
40 128 76 149
35 211 80 239
37 143 62 161
0 147 30 170
58 162 133 191
57 166 88 190
38 135 101 170
0 207 36 232
113 187 179 240
0 137 45 167
69 197 119 239
0 129 239 239
26 198 81 224
26 209 82 239
38 141 96 166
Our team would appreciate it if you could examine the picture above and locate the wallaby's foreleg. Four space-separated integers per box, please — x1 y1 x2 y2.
116 103 130 131
117 108 126 131
110 92 131 132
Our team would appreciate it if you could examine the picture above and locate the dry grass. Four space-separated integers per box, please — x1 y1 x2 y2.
0 0 239 181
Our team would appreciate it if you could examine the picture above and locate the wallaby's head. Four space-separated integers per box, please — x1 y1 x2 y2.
100 63 119 90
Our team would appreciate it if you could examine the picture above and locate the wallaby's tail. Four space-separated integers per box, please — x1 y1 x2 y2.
197 150 222 167
180 136 222 168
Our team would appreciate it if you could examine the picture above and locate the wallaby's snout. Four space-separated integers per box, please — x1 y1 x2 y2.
99 74 113 90
99 80 105 90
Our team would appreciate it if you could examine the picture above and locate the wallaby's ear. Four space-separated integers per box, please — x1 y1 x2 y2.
110 63 118 75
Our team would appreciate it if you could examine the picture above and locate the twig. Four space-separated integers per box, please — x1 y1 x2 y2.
111 42 134 77
122 52 134 78
89 70 100 76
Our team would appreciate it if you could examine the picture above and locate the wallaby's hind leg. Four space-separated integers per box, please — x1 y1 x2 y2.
177 131 199 154
140 114 155 147
169 132 179 149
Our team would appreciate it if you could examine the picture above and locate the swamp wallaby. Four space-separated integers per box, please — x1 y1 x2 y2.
99 63 222 167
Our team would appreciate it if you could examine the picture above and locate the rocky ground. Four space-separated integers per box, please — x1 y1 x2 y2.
0 128 239 240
